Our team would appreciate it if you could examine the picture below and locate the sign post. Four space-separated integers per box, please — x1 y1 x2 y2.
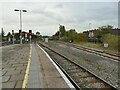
104 43 108 48
30 35 31 44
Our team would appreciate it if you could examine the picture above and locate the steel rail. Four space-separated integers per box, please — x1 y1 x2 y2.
66 43 120 61
38 42 117 90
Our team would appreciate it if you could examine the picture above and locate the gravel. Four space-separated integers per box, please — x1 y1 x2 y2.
46 41 118 88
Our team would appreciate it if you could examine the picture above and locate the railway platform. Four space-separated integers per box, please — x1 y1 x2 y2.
27 44 71 88
2 44 73 89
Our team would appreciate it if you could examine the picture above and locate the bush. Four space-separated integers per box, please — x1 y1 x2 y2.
74 33 88 43
102 34 119 50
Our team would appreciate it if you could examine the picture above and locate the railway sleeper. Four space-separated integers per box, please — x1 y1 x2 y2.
67 67 86 73
65 66 79 70
71 72 92 78
66 67 81 72
54 60 74 67
57 59 71 64
85 82 111 88
75 77 107 88
61 63 75 67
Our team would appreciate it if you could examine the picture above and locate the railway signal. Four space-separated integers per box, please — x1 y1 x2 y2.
12 30 14 35
19 30 21 35
12 30 14 44
29 30 32 43
25 33 28 43
29 30 32 35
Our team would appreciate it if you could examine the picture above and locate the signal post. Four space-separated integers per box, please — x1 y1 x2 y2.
12 30 14 44
19 30 22 44
29 30 32 44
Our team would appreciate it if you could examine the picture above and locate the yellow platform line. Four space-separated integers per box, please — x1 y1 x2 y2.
22 44 32 89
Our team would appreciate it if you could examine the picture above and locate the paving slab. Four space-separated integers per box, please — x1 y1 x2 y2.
2 81 16 88
15 66 27 70
2 75 11 83
9 74 25 82
2 44 30 88
5 70 21 75
2 70 7 76
3 68 16 71
12 64 24 67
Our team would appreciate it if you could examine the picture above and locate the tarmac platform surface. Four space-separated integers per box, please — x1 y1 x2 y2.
27 44 70 88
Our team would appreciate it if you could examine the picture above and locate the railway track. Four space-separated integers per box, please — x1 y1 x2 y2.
64 43 120 62
38 43 117 90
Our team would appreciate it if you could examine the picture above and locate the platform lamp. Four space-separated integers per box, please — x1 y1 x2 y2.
14 9 27 44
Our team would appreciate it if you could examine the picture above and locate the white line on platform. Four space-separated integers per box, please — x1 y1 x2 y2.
37 44 75 89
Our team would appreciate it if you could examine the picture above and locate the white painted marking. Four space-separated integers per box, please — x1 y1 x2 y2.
37 44 75 89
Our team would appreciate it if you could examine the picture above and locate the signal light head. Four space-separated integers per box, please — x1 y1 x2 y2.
29 30 32 35
12 30 14 35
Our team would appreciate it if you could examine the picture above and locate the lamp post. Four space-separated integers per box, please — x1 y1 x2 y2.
88 23 92 38
14 9 27 44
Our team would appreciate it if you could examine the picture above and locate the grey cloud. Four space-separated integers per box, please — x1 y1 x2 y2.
2 2 118 35
54 3 64 8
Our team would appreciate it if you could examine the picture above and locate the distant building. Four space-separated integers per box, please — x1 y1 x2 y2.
88 31 94 38
111 28 120 36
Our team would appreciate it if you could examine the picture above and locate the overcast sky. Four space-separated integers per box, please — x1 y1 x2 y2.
1 1 119 36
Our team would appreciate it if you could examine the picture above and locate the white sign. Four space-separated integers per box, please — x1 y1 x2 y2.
104 43 108 48
45 38 48 43
88 31 94 38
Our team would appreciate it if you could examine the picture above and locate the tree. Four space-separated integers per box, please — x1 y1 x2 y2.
6 32 12 41
102 33 119 50
74 33 88 42
98 25 113 35
7 32 11 37
14 33 20 40
1 28 5 37
36 32 40 36
66 29 77 42
59 25 66 37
